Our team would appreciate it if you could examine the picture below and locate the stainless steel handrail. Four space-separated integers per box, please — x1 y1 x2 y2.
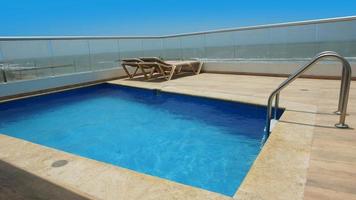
264 51 352 140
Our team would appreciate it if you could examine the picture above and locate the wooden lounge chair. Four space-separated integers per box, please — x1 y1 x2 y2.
139 57 202 81
120 58 155 79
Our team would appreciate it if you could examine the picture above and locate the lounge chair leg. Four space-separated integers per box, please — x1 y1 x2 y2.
167 65 176 80
196 62 203 74
122 64 133 79
177 66 183 74
133 67 139 77
157 65 166 79
149 67 155 79
139 65 148 80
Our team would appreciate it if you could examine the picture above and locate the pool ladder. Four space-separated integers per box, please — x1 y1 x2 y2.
264 51 352 142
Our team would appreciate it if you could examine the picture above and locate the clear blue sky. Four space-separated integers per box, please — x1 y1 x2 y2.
0 0 355 36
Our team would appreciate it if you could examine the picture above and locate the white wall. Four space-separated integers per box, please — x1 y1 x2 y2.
202 61 356 77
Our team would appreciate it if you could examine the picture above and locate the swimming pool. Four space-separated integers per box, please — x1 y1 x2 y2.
0 84 283 196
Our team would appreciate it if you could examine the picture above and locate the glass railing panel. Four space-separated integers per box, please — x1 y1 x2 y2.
89 39 120 70
317 20 356 57
118 39 143 59
0 40 52 81
51 40 91 75
233 28 270 59
284 24 318 59
162 37 182 60
180 35 205 59
268 27 288 59
205 32 235 59
8 68 38 82
141 39 163 58
0 17 355 83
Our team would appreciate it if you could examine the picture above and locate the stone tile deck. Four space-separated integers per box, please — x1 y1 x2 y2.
0 73 355 200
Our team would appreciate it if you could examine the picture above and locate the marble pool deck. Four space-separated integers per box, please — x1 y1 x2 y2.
0 73 355 200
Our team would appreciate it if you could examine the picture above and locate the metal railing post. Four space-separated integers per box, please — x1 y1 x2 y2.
265 94 275 138
335 59 352 128
274 92 280 119
335 66 346 114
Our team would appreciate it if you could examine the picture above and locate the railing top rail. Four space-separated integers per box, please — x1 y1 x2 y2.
0 15 355 41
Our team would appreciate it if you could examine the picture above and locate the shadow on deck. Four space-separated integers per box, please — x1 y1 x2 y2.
0 160 92 200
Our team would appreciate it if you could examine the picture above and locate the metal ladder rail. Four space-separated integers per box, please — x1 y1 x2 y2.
264 51 352 140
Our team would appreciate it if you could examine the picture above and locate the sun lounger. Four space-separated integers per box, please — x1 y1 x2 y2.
120 58 156 79
139 57 202 81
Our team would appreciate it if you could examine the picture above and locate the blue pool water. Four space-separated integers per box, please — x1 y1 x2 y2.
0 84 283 196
